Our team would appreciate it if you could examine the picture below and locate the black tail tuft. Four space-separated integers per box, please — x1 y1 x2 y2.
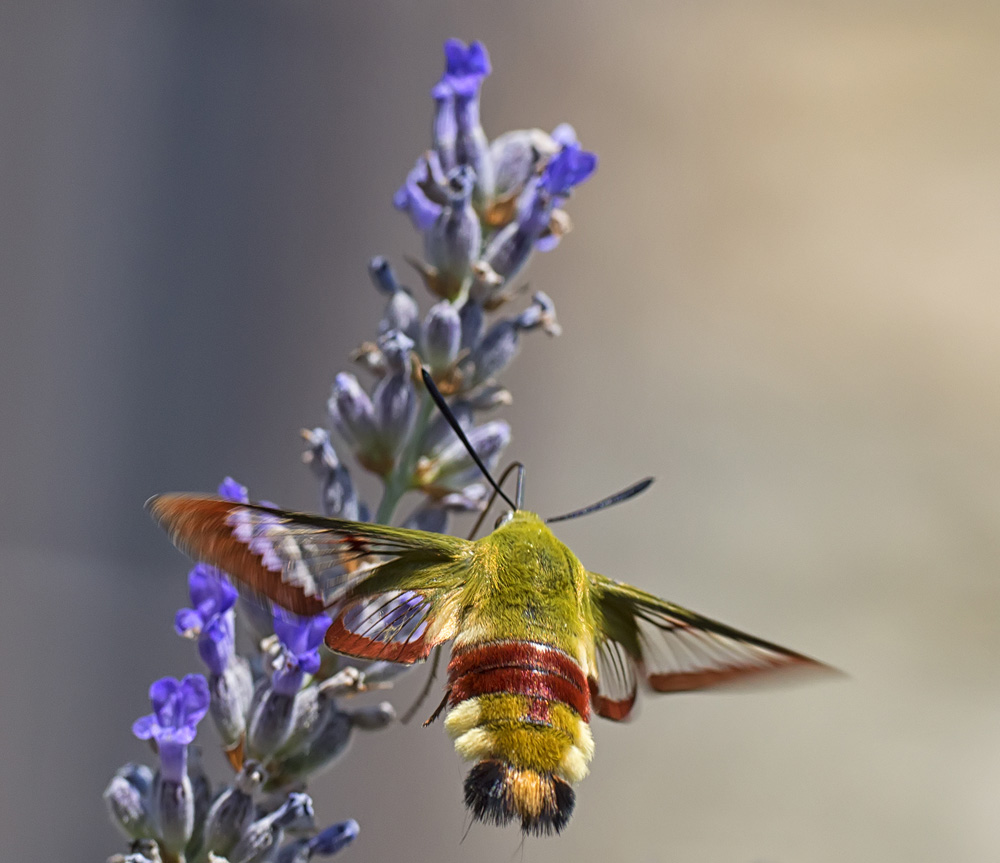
464 761 576 835
531 775 574 836
464 760 516 828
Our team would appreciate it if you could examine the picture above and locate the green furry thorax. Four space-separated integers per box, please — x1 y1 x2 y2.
462 511 592 652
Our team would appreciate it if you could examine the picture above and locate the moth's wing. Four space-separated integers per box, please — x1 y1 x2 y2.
148 494 471 663
587 572 833 721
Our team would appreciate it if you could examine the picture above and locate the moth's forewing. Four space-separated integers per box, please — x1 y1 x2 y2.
587 572 835 720
147 493 471 662
148 495 325 615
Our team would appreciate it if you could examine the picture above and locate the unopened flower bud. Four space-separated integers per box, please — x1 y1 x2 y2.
404 484 488 533
152 774 194 856
301 428 363 520
349 701 396 732
420 420 510 492
465 319 520 387
371 332 416 464
369 256 420 339
276 819 361 862
201 763 264 859
489 128 560 205
328 373 378 458
464 293 561 388
464 384 512 411
431 81 457 172
262 705 353 791
424 166 481 301
230 793 314 863
108 840 162 863
247 686 297 760
421 400 473 459
459 299 484 352
422 301 461 375
104 763 154 841
209 655 254 749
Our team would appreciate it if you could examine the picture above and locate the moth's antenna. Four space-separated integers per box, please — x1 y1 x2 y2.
545 477 654 524
420 367 517 511
467 461 525 539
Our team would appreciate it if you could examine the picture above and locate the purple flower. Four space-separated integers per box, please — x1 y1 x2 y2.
218 476 249 503
276 819 359 861
441 40 495 207
439 39 490 98
272 611 333 695
393 155 444 232
132 675 209 782
310 819 360 856
174 564 238 676
540 138 598 199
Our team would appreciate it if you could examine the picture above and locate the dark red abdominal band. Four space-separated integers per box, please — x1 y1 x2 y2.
448 641 591 721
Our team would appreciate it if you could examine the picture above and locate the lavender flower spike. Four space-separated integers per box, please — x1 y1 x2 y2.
107 36 601 861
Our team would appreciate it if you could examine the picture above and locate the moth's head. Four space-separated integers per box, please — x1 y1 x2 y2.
494 509 546 532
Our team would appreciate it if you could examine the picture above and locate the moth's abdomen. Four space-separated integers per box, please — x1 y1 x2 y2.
444 641 594 835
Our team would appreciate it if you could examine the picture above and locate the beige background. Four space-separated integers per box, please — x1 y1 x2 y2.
3 2 1000 861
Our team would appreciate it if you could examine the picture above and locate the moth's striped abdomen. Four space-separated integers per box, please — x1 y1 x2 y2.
443 640 594 835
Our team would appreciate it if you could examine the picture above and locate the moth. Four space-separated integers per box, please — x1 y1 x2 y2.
148 481 831 835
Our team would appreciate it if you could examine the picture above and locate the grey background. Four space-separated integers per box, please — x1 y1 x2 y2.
4 2 1000 861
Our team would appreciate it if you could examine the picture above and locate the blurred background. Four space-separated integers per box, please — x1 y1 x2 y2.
3 2 1000 860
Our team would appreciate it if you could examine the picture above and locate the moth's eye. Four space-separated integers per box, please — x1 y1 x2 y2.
494 511 514 529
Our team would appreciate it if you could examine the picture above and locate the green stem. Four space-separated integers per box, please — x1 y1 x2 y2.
375 392 436 525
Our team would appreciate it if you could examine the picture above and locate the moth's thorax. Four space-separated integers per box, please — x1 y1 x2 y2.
455 511 591 656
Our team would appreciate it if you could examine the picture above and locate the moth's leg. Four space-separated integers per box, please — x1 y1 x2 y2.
423 686 452 727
